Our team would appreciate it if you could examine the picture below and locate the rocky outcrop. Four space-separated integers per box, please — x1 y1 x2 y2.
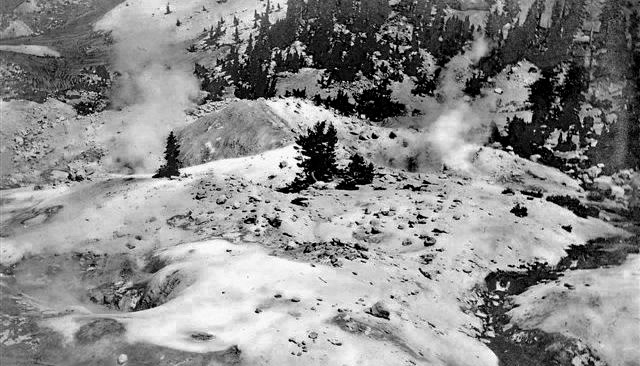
177 100 293 166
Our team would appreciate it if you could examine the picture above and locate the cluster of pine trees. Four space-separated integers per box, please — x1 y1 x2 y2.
215 0 476 102
587 4 640 172
480 0 587 76
286 121 375 192
221 2 279 99
483 0 639 173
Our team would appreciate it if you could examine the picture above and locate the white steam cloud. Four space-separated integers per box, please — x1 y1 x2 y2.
425 36 493 172
426 104 480 171
96 1 201 173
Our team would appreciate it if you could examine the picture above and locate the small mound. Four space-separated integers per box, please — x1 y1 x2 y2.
178 100 293 166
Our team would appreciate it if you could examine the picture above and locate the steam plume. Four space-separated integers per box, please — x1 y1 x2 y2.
96 2 200 173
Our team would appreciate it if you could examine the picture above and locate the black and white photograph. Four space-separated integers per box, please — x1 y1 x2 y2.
0 0 638 365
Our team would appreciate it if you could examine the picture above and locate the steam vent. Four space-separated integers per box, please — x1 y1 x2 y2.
1 0 638 365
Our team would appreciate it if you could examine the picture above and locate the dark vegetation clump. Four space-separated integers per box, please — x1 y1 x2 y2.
286 121 339 191
217 0 474 107
153 131 182 178
478 0 584 76
313 90 355 116
487 121 503 145
73 100 103 116
337 153 375 190
411 68 440 96
556 236 640 270
205 19 226 46
484 0 640 173
510 204 528 217
353 82 405 122
284 88 307 98
194 63 227 101
463 72 485 98
283 121 376 192
545 195 600 218
520 189 543 198
501 187 515 195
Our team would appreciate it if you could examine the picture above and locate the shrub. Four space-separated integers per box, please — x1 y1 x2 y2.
546 195 600 218
463 73 485 98
313 90 355 116
354 82 405 122
338 153 375 189
285 88 307 98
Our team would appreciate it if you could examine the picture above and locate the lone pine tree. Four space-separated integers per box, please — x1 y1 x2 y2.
295 121 339 184
154 131 182 178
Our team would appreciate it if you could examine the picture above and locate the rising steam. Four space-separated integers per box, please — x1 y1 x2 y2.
96 1 200 173
426 37 492 172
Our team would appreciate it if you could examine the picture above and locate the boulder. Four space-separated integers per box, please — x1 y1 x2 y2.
366 301 391 320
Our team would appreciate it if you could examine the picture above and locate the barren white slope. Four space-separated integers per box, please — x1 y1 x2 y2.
0 144 626 365
509 256 640 366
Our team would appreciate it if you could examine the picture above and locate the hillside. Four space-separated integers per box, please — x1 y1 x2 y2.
1 0 639 365
1 140 635 365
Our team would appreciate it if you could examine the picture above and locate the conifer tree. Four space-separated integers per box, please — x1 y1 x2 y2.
528 67 559 143
233 26 241 44
294 121 339 184
339 153 375 189
153 131 182 178
557 62 587 132
463 73 485 98
254 9 260 28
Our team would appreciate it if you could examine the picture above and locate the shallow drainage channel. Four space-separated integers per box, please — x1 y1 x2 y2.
472 235 639 366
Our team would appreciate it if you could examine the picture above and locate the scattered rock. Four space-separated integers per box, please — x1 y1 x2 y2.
501 188 515 195
75 318 125 344
291 197 309 207
520 189 543 198
418 267 432 279
191 332 215 341
366 301 391 320
422 236 436 247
